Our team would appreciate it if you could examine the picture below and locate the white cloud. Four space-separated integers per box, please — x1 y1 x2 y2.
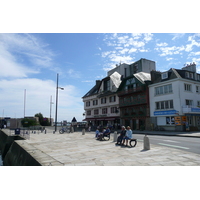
67 69 81 79
0 78 83 121
0 45 39 77
143 33 153 42
185 35 200 52
101 33 153 72
156 45 185 56
156 42 168 47
166 57 173 61
0 33 57 78
171 33 185 40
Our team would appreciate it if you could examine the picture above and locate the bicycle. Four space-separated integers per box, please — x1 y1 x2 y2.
59 127 71 134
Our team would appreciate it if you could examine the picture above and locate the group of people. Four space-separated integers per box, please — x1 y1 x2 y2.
95 125 133 146
95 126 110 140
116 126 132 146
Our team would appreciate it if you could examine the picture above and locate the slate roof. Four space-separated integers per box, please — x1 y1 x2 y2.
82 80 102 98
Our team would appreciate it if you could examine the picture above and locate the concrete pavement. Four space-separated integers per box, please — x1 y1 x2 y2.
132 130 200 138
15 127 200 166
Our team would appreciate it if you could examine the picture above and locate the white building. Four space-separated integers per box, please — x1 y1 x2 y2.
82 72 121 129
149 63 200 131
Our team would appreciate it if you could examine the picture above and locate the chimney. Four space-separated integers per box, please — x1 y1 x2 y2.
151 70 161 83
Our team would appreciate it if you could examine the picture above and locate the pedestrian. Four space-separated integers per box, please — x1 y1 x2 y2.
122 126 132 146
116 126 126 145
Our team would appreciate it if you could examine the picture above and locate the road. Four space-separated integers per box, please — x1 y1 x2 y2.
133 134 200 154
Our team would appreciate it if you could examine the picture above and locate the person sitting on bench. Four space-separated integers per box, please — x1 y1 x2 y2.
102 127 110 137
122 126 132 146
116 126 126 145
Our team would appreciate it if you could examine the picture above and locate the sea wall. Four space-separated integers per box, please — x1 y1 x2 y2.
0 130 63 166
3 141 41 166
0 129 41 165
0 130 24 159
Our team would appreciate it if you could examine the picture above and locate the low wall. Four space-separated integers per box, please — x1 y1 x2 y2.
3 141 41 166
0 129 24 159
0 129 63 166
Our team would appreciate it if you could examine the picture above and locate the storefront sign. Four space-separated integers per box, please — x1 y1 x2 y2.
191 108 200 112
175 116 181 125
154 110 177 116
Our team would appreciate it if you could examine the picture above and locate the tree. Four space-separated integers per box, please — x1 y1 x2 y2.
35 113 50 126
21 118 37 127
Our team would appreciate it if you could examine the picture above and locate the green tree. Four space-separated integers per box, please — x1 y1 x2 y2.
21 118 37 127
35 113 50 126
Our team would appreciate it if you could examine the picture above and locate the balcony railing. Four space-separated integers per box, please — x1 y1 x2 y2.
118 86 144 96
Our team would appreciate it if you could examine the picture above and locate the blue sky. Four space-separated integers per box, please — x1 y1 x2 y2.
1 33 200 122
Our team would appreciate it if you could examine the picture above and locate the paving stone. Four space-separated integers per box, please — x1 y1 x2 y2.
23 130 200 166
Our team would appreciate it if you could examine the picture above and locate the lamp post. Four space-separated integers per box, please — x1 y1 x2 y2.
54 73 64 132
50 95 54 126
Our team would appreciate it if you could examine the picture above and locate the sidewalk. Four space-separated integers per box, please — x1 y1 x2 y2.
131 130 200 138
21 128 200 166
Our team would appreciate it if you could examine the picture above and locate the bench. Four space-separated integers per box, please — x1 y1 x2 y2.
116 138 137 148
129 139 137 147
97 133 110 141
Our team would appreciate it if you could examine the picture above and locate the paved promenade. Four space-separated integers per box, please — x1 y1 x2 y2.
18 128 200 166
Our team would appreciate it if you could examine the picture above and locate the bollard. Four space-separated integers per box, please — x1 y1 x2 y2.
71 127 74 133
82 128 85 135
44 130 46 134
113 131 117 142
143 135 150 150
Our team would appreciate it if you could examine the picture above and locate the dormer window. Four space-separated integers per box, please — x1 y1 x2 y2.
189 73 194 79
161 72 168 79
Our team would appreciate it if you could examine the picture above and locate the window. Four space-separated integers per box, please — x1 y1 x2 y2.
155 100 173 110
86 101 90 107
166 116 175 125
94 109 99 115
184 84 192 92
186 99 193 106
104 80 110 91
186 72 189 78
162 72 168 79
93 100 98 105
111 107 117 113
197 74 200 81
101 98 106 104
109 96 116 102
155 84 173 96
87 110 91 115
102 108 107 114
196 86 200 93
197 101 200 107
189 73 194 79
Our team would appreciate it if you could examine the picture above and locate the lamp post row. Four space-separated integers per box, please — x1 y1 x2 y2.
23 74 63 132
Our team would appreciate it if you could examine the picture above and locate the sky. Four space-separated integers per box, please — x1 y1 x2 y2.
0 33 200 122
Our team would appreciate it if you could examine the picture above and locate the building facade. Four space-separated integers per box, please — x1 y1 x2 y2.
82 72 121 129
117 72 151 130
149 63 200 131
82 58 156 130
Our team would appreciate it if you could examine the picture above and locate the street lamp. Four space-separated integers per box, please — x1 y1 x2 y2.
54 73 64 132
50 95 54 126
